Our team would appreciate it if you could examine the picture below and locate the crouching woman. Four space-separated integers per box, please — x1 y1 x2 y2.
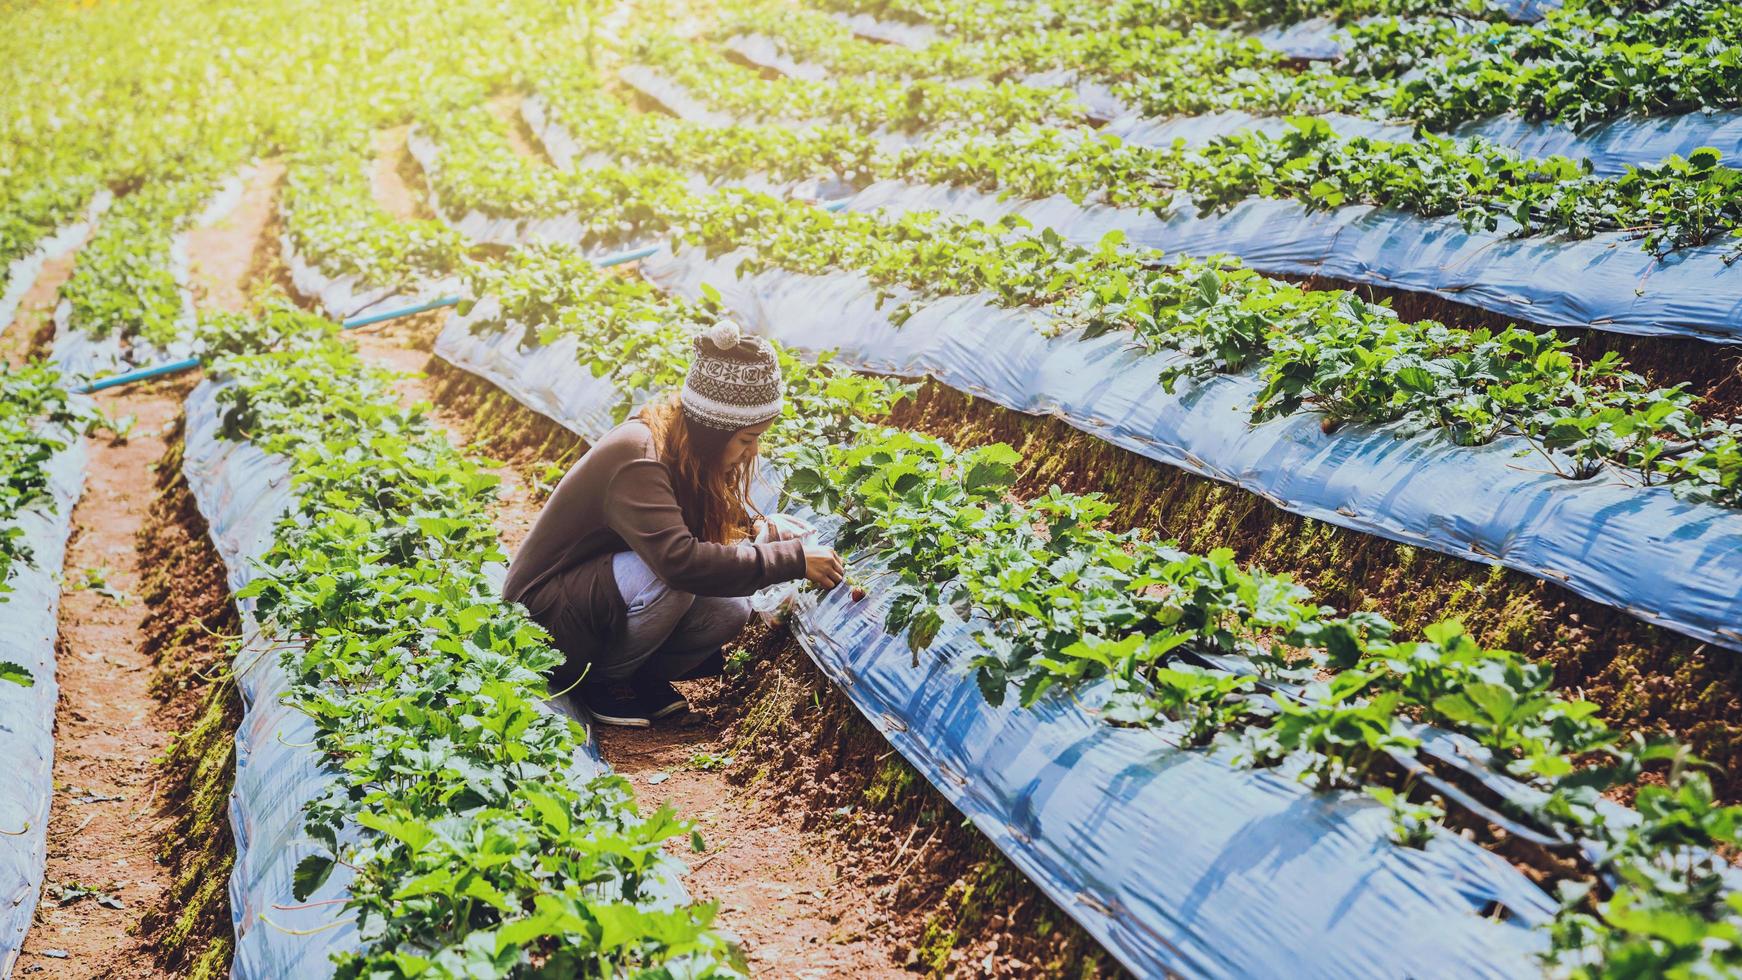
503 323 845 727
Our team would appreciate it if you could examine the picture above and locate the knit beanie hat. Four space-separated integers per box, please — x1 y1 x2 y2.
680 320 784 431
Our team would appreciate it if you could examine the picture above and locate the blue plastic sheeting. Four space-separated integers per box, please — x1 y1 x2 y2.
0 425 87 977
614 65 933 152
782 521 1558 977
1458 110 1742 175
720 33 832 83
846 177 1742 343
827 10 940 47
1107 107 1417 148
280 232 461 323
183 380 366 976
435 296 639 440
524 91 858 203
637 243 1742 651
1250 15 1351 59
434 307 1564 978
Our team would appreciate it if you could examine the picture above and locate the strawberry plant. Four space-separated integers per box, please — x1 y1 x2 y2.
0 360 92 612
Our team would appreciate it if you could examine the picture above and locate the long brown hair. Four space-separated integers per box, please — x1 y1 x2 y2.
638 393 759 544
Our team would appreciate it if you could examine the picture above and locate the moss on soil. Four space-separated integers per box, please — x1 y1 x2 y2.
134 418 241 972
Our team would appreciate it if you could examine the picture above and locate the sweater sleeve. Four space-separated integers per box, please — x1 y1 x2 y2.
603 458 807 596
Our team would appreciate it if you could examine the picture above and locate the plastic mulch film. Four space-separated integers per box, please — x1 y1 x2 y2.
434 298 635 440
720 34 833 82
0 191 112 339
780 506 1559 977
432 310 1564 978
405 127 630 250
696 30 1741 181
1111 108 1742 178
46 174 245 385
845 177 1742 343
636 244 1742 652
279 232 459 324
182 378 628 977
1457 110 1742 176
1250 15 1358 59
827 10 940 47
0 421 88 977
1105 108 1417 148
620 54 1740 187
182 379 362 976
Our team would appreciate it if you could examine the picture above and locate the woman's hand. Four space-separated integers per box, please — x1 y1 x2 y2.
804 545 845 590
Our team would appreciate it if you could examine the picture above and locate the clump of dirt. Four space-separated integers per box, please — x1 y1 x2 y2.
133 421 242 978
697 624 1129 979
887 381 1742 802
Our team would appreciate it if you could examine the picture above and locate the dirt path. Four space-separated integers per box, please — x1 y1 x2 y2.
13 165 279 977
2 251 80 367
13 381 185 979
372 126 424 223
345 313 905 978
488 92 549 164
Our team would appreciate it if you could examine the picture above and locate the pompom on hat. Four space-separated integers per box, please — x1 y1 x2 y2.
680 319 784 431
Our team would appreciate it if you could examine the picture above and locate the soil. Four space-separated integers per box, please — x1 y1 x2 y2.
14 161 278 976
489 92 550 164
187 163 284 313
370 127 424 222
14 376 191 979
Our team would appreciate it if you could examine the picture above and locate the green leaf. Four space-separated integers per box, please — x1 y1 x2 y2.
292 854 334 902
0 661 33 687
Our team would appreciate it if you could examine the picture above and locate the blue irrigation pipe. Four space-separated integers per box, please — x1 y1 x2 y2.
72 296 463 393
78 356 203 393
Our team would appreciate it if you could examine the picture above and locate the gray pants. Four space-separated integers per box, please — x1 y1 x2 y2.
597 551 751 682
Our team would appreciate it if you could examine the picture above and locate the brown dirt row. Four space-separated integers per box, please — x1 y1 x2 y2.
1 250 77 368
14 373 191 979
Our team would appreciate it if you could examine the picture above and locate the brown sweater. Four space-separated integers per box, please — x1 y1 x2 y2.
503 420 807 666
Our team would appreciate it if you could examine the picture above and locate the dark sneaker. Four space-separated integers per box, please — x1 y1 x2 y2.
674 648 726 681
582 679 652 728
630 672 689 720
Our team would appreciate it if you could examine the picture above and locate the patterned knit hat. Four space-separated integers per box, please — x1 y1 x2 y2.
680 320 784 431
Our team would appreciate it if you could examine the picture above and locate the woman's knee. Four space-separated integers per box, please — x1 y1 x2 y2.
675 598 752 651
